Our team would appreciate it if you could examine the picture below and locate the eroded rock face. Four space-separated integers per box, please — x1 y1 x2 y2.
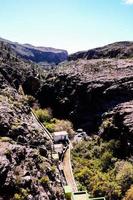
0 87 50 146
37 59 133 134
0 44 65 199
0 142 64 200
0 86 65 199
98 101 133 157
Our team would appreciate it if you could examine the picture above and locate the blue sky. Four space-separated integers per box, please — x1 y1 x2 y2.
0 0 133 53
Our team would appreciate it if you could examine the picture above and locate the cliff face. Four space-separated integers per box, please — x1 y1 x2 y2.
0 37 68 65
37 59 133 146
0 41 65 200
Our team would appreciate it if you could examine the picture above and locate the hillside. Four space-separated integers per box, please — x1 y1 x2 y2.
0 42 65 200
0 37 68 65
69 41 133 60
0 40 133 199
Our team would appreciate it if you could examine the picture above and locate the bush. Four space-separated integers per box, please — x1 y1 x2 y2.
13 194 21 200
13 189 29 200
34 108 52 123
52 119 75 138
71 137 125 200
90 172 121 200
40 176 49 187
123 185 133 200
34 107 75 137
44 122 55 132
116 161 133 193
100 151 113 171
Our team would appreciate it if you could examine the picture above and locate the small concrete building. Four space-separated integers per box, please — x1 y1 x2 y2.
53 131 68 143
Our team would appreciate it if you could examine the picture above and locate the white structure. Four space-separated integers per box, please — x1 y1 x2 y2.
54 144 64 154
53 131 69 143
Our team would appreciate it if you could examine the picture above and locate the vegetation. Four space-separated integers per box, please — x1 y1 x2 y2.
72 136 133 200
33 108 75 138
13 189 29 200
40 176 50 187
33 108 52 123
123 185 133 200
26 95 36 107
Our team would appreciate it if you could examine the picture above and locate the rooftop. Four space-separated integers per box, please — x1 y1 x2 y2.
53 131 68 136
73 191 88 200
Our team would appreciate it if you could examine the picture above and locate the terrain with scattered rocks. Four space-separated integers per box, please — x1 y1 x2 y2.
0 40 65 200
0 38 133 200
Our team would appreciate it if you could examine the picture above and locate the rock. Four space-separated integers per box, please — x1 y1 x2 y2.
21 176 32 187
0 40 65 200
17 135 28 143
0 158 10 184
0 142 64 199
37 59 133 135
99 101 133 157
39 146 48 157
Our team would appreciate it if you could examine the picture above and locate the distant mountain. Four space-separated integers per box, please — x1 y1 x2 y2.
0 37 68 64
69 41 133 61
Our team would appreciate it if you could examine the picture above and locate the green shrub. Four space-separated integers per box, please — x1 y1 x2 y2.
34 108 52 123
90 172 121 199
100 151 113 171
40 176 49 187
51 165 56 173
34 107 75 137
44 122 55 132
116 161 133 193
71 137 125 200
13 189 29 200
13 193 21 200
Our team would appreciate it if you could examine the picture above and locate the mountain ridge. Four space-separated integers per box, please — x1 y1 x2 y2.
69 41 133 61
0 37 68 65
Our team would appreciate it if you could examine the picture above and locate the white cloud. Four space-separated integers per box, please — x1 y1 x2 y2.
123 0 133 4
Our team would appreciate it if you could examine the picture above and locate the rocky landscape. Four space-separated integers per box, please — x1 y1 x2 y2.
0 40 65 200
0 38 133 199
0 37 68 66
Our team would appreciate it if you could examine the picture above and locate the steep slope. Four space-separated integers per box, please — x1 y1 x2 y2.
0 37 68 65
69 41 133 60
0 41 65 200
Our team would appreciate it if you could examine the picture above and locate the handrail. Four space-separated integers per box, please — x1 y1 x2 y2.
18 85 53 141
31 108 53 141
89 198 106 200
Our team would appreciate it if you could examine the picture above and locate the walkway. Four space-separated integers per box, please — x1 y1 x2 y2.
63 144 77 192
